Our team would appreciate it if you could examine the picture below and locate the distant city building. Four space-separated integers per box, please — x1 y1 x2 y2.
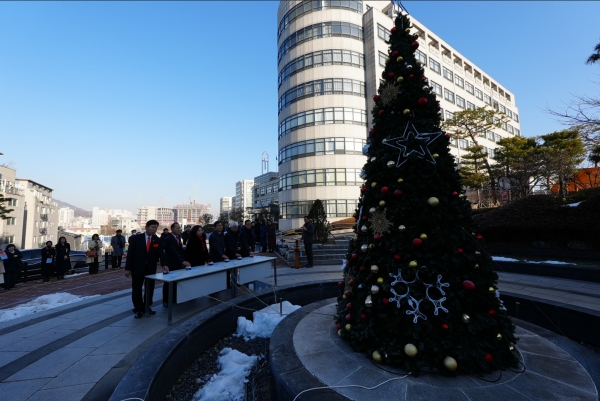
15 178 59 248
173 202 211 226
137 206 175 226
92 207 108 227
220 196 233 214
58 207 75 228
234 180 254 211
253 172 279 209
0 164 25 248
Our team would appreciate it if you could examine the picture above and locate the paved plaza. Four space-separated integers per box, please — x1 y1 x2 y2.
0 265 599 401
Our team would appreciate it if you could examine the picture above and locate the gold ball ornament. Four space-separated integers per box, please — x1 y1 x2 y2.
404 343 418 357
377 277 384 284
369 207 376 213
371 265 379 273
403 109 411 115
385 58 391 64
409 260 418 268
372 350 383 363
420 233 428 240
365 295 373 307
396 56 403 62
371 285 380 294
489 287 495 292
404 28 410 33
353 236 358 241
396 76 403 83
462 313 471 323
427 197 440 207
443 356 458 371
433 153 439 158
497 333 503 340
379 200 386 207
342 295 346 299
371 182 377 188
338 329 342 337
368 244 374 249
397 178 404 183
345 324 351 331
474 264 479 268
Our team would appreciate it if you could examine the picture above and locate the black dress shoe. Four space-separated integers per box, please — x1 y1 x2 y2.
134 311 143 319
148 308 156 315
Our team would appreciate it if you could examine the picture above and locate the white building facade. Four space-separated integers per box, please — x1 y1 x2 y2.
16 179 59 249
233 180 254 211
276 1 521 230
58 207 75 228
136 206 175 227
220 197 232 214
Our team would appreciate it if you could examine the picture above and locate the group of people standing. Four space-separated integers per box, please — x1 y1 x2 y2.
40 237 72 281
0 244 23 289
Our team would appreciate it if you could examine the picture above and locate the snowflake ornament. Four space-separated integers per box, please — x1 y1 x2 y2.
369 208 393 235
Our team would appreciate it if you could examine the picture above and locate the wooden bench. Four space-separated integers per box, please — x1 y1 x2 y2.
145 256 277 325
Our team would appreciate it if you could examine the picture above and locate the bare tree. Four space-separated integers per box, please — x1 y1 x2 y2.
201 213 213 224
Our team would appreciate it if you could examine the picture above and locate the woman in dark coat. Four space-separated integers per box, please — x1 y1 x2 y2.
266 219 277 253
55 237 71 280
259 220 267 253
41 241 56 282
2 244 22 289
185 225 208 267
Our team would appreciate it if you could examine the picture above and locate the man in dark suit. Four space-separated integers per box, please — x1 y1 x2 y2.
301 216 315 268
125 220 167 318
209 221 227 262
162 222 191 307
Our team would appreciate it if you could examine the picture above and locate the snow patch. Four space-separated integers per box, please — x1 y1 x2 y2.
565 202 581 207
492 256 519 262
525 260 574 265
235 301 301 340
64 272 87 279
193 348 258 401
0 292 99 323
492 256 574 265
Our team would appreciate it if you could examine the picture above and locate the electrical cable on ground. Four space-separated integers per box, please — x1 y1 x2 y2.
291 374 410 401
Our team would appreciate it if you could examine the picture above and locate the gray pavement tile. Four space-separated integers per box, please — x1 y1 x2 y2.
54 312 115 331
88 330 157 355
5 329 76 352
26 382 95 401
41 353 126 389
0 351 28 369
0 378 51 401
0 318 74 340
60 304 115 319
5 347 95 381
66 325 131 349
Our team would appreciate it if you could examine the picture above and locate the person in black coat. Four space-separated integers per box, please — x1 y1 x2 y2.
208 221 227 263
162 222 191 306
181 225 192 246
224 222 242 260
41 241 56 282
55 237 71 280
185 225 208 267
253 220 261 253
239 220 255 257
125 219 167 318
2 244 22 289
301 216 315 268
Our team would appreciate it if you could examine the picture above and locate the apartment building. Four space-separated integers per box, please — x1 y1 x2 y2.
136 206 175 227
173 203 211 225
0 165 25 248
15 179 59 249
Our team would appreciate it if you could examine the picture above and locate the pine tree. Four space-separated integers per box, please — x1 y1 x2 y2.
335 12 518 375
0 194 14 220
307 199 328 243
460 145 490 207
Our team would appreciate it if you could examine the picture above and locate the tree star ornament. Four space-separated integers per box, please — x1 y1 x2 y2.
369 208 393 235
379 82 401 106
382 122 444 168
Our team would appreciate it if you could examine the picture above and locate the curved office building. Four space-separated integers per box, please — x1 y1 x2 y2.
276 1 521 230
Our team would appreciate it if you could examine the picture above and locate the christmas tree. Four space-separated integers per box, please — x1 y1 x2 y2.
335 12 518 375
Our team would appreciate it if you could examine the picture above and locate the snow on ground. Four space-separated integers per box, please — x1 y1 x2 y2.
492 256 574 265
64 272 87 279
0 292 99 323
193 348 258 401
235 301 301 340
492 256 520 262
566 202 581 207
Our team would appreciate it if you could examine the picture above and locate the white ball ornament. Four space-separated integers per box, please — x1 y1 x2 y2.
369 207 376 213
427 197 440 207
361 244 368 252
443 356 458 371
371 285 380 294
371 265 379 273
372 350 383 363
387 161 395 168
361 225 368 232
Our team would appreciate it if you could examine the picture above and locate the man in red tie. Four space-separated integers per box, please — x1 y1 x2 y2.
125 220 167 318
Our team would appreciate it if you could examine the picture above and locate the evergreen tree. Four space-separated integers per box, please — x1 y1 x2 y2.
335 12 518 375
459 145 489 207
493 136 542 199
0 194 14 220
307 199 328 243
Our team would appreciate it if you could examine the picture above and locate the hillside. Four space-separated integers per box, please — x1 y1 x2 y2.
54 199 92 218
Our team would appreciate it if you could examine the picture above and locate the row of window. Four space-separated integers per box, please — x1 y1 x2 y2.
278 137 366 164
6 199 18 207
449 139 496 158
6 217 16 225
278 0 363 39
280 199 358 219
279 168 362 191
278 107 367 139
254 183 278 197
278 49 364 87
278 21 363 63
279 78 365 112
440 108 519 136
377 24 390 41
3 235 15 244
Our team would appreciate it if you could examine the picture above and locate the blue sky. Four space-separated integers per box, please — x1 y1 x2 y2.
1 1 599 214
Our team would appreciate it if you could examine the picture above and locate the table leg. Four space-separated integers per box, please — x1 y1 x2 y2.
230 268 236 298
168 282 174 326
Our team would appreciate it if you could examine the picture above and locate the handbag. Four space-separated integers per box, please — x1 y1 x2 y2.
85 249 97 258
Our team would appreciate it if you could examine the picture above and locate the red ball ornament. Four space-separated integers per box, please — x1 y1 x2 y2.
392 50 399 57
369 129 375 137
409 74 415 79
351 253 358 259
346 314 352 322
457 248 464 254
413 238 423 247
362 216 367 221
390 27 397 34
437 105 441 110
382 299 389 306
393 254 401 261
347 303 353 309
360 266 366 272
485 353 494 363
420 76 427 82
355 230 360 234
411 40 419 50
349 279 355 287
477 234 484 240
394 190 403 197
360 313 367 320
361 185 366 193
462 280 475 291
344 290 352 297
338 281 344 288
379 110 385 116
373 95 379 102
418 97 428 106
488 309 496 316
388 72 395 79
346 260 350 267
441 323 449 331
381 186 389 194
374 234 382 241
445 133 451 140
336 323 341 330
452 191 459 197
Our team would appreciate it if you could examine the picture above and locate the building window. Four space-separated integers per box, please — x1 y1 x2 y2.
450 138 458 147
487 131 495 141
7 217 16 225
279 21 364 63
279 49 364 87
279 78 365 112
279 107 367 139
279 137 366 164
499 104 506 114
5 235 14 243
378 51 387 67
484 94 492 105
415 49 427 65
514 113 519 122
475 88 483 100
515 128 520 136
445 110 454 120
429 58 441 74
456 96 465 109
440 108 444 120
459 139 468 149
430 81 442 96
508 124 514 134
377 24 390 41
443 67 453 82
506 109 513 118
466 101 475 110
478 129 486 138
279 168 362 191
455 75 464 88
444 88 454 103
465 81 474 94
501 121 507 131
280 199 359 219
278 0 364 39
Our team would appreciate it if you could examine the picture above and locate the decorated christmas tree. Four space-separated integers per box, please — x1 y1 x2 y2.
335 12 518 375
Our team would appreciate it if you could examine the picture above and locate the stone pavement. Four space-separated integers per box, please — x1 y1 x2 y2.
0 264 599 401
